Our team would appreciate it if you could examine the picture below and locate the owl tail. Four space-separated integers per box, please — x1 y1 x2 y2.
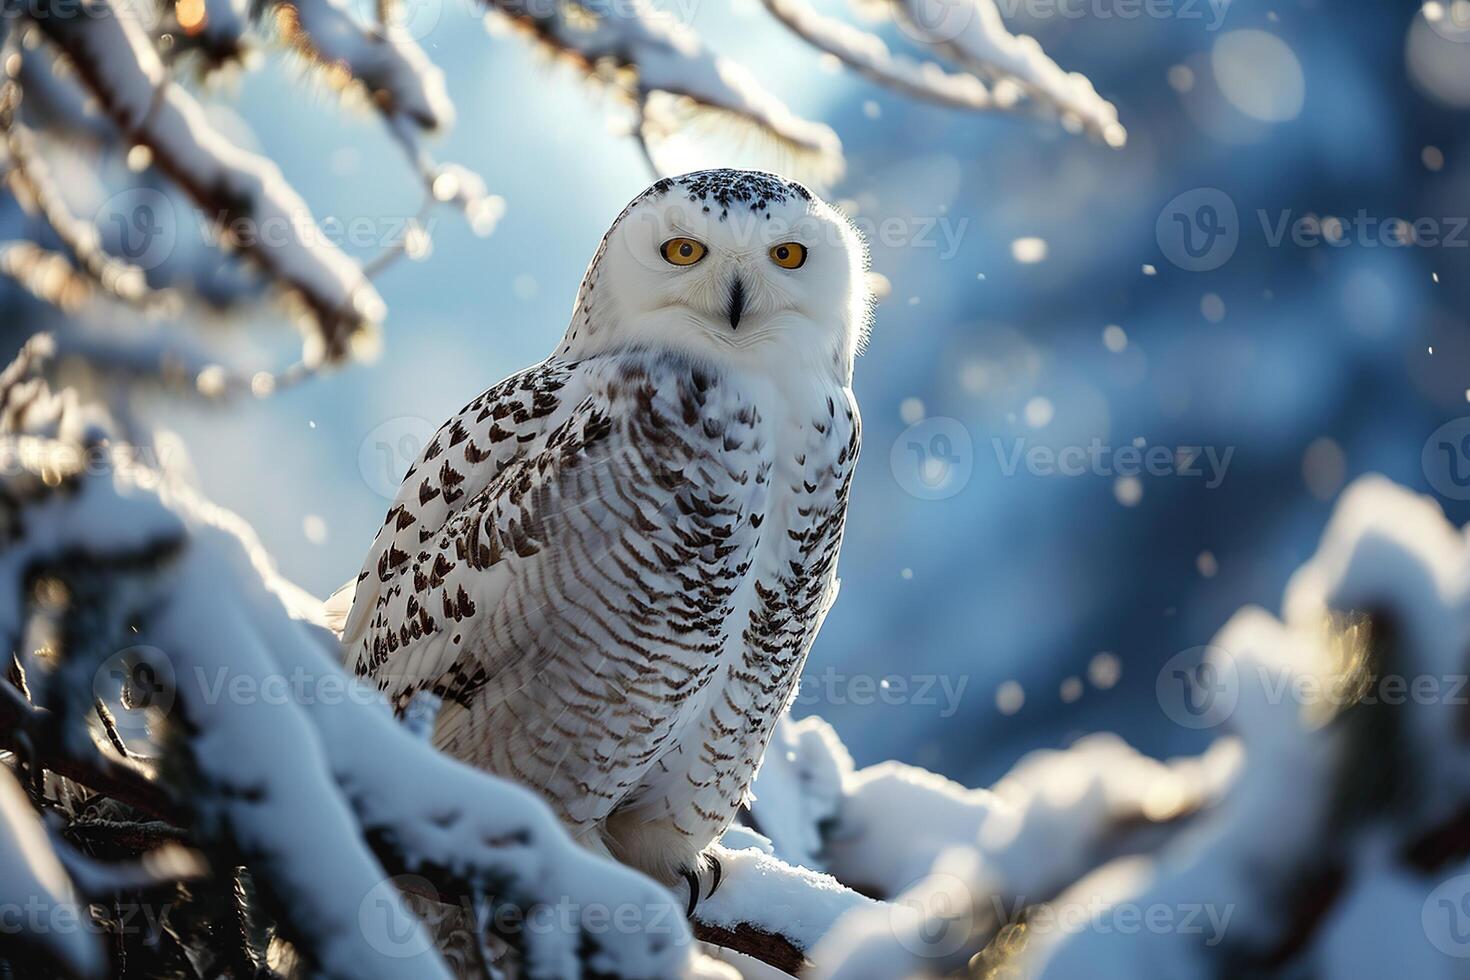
321 578 357 643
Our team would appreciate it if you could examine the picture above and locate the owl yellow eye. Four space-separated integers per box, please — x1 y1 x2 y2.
660 238 707 266
769 242 807 269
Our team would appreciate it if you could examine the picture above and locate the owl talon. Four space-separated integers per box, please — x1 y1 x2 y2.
706 854 723 900
680 855 724 918
681 868 701 918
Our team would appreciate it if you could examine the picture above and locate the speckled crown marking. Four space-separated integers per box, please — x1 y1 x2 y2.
647 169 813 221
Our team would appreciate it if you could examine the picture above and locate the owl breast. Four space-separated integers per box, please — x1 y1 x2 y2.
602 354 859 876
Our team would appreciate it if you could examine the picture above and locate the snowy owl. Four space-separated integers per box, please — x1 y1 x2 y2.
329 169 869 907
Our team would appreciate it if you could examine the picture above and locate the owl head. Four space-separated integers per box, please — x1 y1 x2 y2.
560 170 872 383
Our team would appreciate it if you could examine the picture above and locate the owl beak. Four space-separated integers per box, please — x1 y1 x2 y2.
726 275 746 331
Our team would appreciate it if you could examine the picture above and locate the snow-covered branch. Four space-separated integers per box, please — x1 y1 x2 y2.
271 0 453 132
792 478 1470 979
762 0 999 110
0 340 721 978
269 0 503 236
485 0 845 184
24 0 386 365
761 0 1125 145
0 79 177 313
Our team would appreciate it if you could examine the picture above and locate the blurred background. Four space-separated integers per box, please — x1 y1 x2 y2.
5 0 1468 790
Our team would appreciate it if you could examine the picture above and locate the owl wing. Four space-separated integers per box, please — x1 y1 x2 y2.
331 359 578 653
345 383 622 713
